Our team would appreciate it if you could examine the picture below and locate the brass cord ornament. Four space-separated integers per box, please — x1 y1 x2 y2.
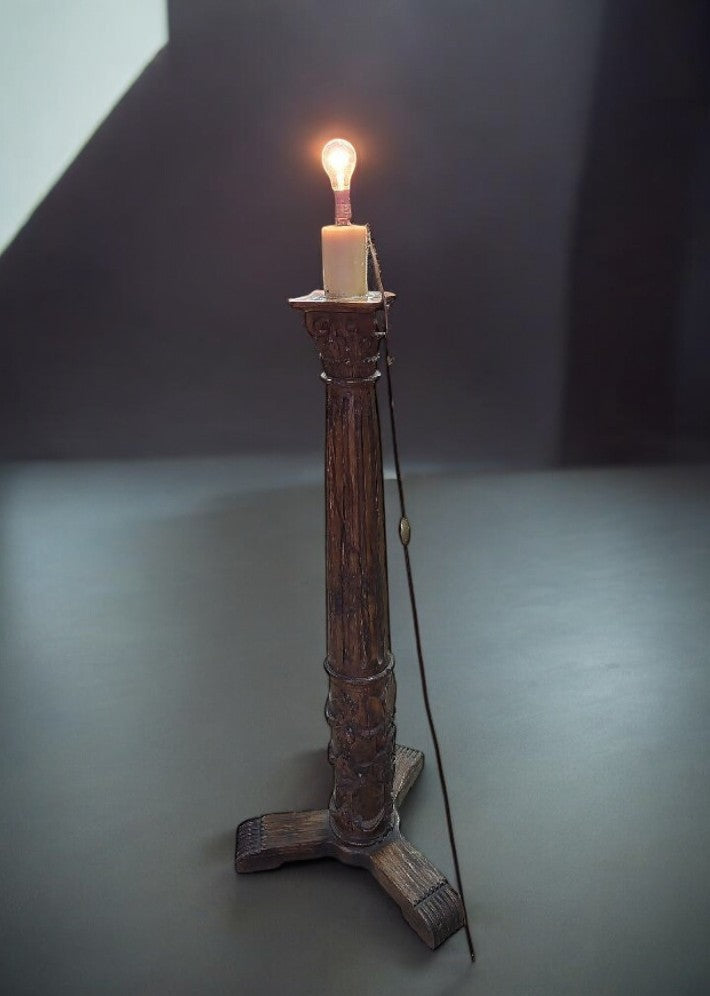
367 226 476 963
398 516 411 547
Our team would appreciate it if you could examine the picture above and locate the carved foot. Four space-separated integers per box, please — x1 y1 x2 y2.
393 744 424 808
369 835 466 949
236 809 330 873
235 745 467 950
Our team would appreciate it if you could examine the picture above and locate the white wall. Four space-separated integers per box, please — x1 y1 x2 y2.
0 0 167 254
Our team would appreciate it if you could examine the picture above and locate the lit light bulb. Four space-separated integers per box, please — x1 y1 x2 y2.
322 138 357 191
322 138 357 225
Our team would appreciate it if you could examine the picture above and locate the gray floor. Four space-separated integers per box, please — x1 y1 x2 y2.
2 458 709 995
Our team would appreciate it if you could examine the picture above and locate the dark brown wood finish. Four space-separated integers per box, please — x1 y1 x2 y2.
235 291 466 950
311 297 394 844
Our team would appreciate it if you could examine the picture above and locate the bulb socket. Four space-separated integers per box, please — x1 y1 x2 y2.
333 189 352 226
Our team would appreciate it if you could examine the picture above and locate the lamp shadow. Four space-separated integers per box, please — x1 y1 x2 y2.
559 1 710 465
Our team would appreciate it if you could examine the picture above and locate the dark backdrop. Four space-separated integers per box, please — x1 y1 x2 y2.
2 0 708 467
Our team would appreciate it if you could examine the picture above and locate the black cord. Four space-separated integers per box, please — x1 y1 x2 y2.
367 227 476 962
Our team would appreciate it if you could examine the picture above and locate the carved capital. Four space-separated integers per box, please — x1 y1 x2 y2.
288 290 395 386
306 311 383 384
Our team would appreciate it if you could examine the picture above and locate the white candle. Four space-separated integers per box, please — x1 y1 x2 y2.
321 138 368 299
322 223 368 298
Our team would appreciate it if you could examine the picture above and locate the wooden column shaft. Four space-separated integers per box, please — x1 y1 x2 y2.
303 297 396 845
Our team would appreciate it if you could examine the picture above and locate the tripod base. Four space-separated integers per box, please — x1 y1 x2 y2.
235 745 466 949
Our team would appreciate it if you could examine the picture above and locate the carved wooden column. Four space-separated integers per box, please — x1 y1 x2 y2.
314 295 395 846
235 291 466 951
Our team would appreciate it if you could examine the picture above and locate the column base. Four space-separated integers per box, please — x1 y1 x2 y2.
235 745 466 950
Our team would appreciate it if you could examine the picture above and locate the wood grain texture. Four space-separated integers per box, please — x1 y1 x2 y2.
370 837 465 949
392 745 424 808
304 298 396 845
236 811 330 872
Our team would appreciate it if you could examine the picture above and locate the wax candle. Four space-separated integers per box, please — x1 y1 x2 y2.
321 138 368 298
322 223 368 298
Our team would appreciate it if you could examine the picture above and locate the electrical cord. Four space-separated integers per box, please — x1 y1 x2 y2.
367 227 476 962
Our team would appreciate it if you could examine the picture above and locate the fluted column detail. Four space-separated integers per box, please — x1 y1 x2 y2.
304 299 395 845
